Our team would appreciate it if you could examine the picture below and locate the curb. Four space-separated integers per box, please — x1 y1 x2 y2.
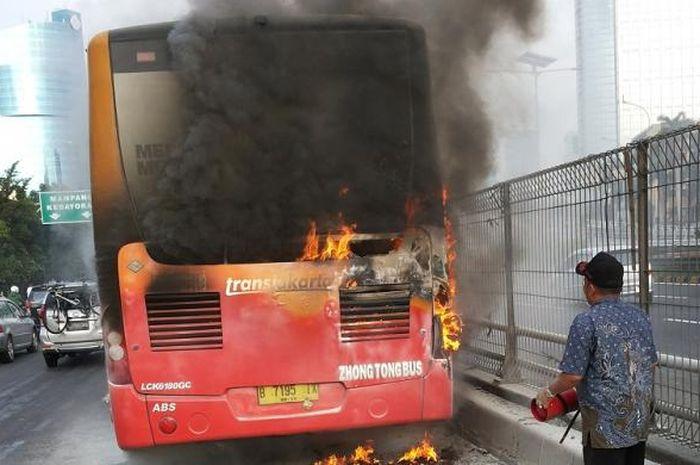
459 367 699 465
454 379 584 465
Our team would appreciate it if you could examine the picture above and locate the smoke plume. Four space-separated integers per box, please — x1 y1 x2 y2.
187 0 542 194
142 0 541 263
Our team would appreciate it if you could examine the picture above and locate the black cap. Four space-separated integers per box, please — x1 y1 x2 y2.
575 252 624 290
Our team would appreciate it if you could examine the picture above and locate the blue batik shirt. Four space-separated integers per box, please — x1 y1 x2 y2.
559 297 658 448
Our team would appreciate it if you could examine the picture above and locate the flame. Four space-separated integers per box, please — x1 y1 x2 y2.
437 188 463 353
314 444 379 465
314 455 345 465
405 197 421 227
299 221 356 261
313 438 440 465
397 437 439 463
351 444 379 464
434 299 462 353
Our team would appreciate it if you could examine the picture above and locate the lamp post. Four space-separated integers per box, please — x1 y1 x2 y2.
516 52 557 164
621 95 651 129
488 53 578 170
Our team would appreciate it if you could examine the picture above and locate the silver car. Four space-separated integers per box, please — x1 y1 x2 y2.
0 298 38 363
39 283 103 368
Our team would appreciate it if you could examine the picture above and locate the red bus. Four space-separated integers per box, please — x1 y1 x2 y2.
89 16 455 449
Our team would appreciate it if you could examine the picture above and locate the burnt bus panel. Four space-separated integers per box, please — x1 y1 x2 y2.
88 32 142 327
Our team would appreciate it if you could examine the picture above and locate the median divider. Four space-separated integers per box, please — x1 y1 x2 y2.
454 367 700 465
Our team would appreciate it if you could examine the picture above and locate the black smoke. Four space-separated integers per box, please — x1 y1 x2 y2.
187 0 542 193
142 0 541 264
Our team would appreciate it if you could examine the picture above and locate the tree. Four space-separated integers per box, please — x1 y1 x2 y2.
0 162 46 293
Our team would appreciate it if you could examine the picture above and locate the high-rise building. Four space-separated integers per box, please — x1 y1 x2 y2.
0 9 88 189
576 0 700 155
575 0 619 155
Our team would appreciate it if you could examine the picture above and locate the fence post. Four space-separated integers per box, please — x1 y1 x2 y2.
624 149 638 289
501 182 520 382
637 143 651 313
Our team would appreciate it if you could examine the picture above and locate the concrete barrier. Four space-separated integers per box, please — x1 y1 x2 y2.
453 369 681 465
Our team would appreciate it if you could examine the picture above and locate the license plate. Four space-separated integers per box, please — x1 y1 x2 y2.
257 384 319 406
66 321 89 331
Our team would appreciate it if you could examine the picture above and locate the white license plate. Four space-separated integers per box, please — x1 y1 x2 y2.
66 321 89 331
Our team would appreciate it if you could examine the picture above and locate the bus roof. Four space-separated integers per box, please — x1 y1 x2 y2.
107 15 425 43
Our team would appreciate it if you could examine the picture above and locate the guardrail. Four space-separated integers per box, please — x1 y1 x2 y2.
457 124 700 448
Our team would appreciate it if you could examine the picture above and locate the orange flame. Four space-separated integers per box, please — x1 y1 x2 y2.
405 197 421 227
299 221 356 261
397 437 439 463
314 444 379 465
351 444 380 464
434 299 462 353
314 455 345 465
438 188 462 353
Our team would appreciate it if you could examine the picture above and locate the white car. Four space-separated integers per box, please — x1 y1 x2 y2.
39 282 103 368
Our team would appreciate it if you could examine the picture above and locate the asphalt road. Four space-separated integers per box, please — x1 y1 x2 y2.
0 351 504 465
509 281 700 359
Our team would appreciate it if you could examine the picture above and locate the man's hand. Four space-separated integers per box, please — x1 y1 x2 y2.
536 388 553 409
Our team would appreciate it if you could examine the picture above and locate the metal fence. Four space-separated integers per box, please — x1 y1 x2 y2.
456 124 700 448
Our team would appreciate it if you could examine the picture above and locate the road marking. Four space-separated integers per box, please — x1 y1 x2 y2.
656 282 700 287
32 417 52 432
0 440 25 462
654 295 690 301
664 318 700 325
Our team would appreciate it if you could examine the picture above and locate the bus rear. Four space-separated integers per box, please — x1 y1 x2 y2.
89 16 455 449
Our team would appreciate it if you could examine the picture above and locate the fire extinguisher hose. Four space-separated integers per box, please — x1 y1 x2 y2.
559 409 580 444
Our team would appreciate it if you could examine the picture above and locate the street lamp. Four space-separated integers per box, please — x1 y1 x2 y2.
487 53 578 169
621 95 651 129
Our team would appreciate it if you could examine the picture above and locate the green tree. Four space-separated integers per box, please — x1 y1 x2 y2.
0 162 46 293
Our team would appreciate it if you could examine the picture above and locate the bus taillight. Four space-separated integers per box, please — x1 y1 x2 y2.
104 321 132 385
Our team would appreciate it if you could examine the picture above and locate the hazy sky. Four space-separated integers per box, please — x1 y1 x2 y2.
0 0 579 183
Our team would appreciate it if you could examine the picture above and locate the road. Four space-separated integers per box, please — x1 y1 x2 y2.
508 281 700 360
0 351 504 465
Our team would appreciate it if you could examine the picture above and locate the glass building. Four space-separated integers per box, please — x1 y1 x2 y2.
0 9 88 189
575 0 619 155
576 0 700 153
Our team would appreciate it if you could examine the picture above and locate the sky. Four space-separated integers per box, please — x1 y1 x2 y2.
0 0 579 184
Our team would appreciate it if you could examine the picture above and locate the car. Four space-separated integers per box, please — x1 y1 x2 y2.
26 283 51 332
0 297 38 363
39 282 103 368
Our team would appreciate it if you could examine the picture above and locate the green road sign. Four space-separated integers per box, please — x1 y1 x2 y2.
39 190 93 224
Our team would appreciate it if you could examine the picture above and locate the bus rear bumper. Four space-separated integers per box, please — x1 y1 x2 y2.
109 362 452 449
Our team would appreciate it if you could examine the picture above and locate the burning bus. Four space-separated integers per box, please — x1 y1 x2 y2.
89 15 460 449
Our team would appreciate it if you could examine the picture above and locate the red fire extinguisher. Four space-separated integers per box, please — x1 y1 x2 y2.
530 388 580 444
530 388 578 422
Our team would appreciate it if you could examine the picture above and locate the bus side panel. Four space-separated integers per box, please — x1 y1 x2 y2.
422 360 453 421
109 383 154 448
88 32 140 329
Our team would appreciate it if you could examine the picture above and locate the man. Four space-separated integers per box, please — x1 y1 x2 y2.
536 252 657 465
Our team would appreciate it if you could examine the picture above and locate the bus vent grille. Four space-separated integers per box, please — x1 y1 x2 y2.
145 292 222 351
339 284 411 342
